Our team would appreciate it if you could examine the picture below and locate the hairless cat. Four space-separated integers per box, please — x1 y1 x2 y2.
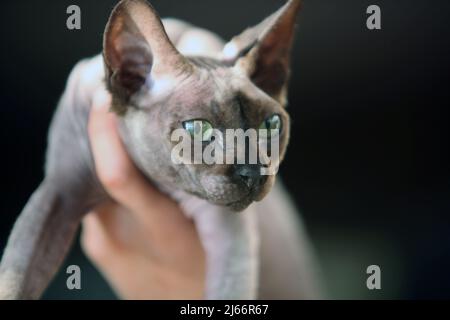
0 0 321 299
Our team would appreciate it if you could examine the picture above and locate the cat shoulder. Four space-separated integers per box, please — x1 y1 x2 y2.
67 55 105 94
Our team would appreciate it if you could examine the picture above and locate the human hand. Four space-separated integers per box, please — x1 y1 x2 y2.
81 89 205 300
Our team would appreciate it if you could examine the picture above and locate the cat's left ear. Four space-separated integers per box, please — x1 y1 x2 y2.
223 0 301 105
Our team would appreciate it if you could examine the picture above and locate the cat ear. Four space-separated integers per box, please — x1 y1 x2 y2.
223 0 301 105
103 0 192 102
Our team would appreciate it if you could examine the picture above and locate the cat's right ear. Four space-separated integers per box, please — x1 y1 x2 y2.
103 0 191 109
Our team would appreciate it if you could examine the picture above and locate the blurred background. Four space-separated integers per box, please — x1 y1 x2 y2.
0 0 449 299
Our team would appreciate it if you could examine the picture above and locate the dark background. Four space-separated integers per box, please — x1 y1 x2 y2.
0 0 449 299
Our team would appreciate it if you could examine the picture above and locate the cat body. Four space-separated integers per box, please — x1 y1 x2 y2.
0 0 320 299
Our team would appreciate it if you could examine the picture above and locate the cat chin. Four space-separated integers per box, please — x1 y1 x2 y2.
224 191 267 211
212 182 275 212
225 200 254 212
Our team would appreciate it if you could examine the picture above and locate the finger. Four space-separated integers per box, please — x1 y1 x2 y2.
81 209 139 299
81 208 117 265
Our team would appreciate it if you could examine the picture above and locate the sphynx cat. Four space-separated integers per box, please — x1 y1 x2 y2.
0 0 321 299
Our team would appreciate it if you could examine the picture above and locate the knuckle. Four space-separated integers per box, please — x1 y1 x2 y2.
81 226 112 264
97 161 132 192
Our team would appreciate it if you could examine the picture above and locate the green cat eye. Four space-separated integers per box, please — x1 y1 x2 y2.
259 114 282 137
183 120 214 142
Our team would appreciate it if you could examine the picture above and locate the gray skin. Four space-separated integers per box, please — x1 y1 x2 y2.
0 0 321 299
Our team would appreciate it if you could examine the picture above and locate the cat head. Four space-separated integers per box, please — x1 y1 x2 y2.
103 0 301 211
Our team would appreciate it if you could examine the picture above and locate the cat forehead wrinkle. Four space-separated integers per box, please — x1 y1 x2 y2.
134 71 194 107
188 56 230 70
205 98 239 125
171 68 229 109
231 74 282 109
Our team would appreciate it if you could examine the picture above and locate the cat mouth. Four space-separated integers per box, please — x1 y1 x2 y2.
225 194 250 207
226 198 253 212
197 172 271 210
223 188 263 211
223 179 270 209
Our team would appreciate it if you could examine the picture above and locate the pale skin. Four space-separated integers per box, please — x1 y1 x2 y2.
81 90 206 299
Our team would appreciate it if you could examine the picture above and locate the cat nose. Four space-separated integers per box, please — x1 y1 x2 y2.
234 164 264 188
